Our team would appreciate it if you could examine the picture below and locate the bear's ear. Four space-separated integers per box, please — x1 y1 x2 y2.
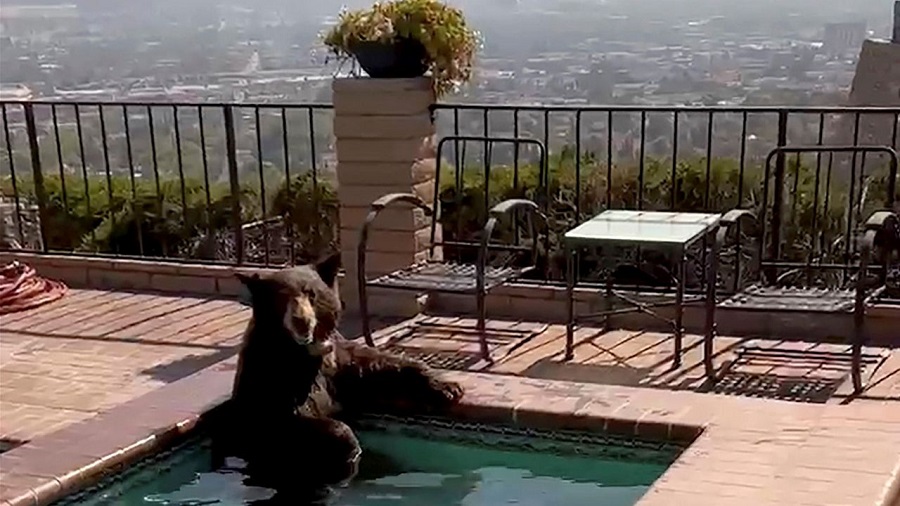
235 272 269 298
235 271 261 287
315 252 341 287
235 272 259 306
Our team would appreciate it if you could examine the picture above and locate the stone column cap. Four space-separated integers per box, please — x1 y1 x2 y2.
332 77 434 93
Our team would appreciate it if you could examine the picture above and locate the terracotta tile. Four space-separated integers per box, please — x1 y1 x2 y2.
86 298 205 337
45 414 160 462
28 478 62 505
4 491 37 506
51 465 94 498
452 395 518 424
3 291 118 330
4 292 900 506
597 401 651 436
668 422 703 443
0 474 44 505
512 396 598 432
26 293 153 334
636 487 724 506
634 411 674 441
0 446 95 481
601 416 638 437
116 377 226 420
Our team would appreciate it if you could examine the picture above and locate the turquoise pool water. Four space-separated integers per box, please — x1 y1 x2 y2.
57 416 678 506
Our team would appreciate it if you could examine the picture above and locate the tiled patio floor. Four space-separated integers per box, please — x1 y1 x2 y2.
3 289 899 446
0 289 250 444
373 315 900 405
0 289 399 446
1 289 900 506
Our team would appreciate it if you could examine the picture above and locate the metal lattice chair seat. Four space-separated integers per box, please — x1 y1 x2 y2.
703 145 900 395
708 205 898 393
719 285 868 313
368 261 535 294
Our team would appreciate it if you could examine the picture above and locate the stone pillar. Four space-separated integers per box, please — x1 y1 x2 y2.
333 77 439 317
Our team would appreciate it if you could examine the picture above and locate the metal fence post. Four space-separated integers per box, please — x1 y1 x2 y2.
767 110 789 284
224 106 244 264
23 103 49 251
893 1 900 44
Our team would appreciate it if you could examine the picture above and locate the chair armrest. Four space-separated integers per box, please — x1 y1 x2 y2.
489 198 539 217
358 193 437 279
370 193 434 216
860 209 900 266
716 209 759 251
715 209 760 293
855 210 900 324
482 198 549 244
864 210 899 234
720 209 758 228
477 198 548 291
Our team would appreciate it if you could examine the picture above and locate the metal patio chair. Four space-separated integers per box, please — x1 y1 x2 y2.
357 135 549 363
704 145 900 393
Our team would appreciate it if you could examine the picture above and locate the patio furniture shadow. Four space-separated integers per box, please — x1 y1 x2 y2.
699 344 889 404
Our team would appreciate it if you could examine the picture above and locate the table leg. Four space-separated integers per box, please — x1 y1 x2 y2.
603 262 613 333
565 245 575 361
673 247 685 368
704 231 719 381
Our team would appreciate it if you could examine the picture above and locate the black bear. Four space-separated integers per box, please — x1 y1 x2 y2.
220 253 464 498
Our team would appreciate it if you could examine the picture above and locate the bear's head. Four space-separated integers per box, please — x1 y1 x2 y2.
235 252 342 357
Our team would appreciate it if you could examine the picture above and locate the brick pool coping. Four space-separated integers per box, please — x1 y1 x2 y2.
1 355 899 506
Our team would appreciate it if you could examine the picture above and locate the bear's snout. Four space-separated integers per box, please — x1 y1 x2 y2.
283 295 319 347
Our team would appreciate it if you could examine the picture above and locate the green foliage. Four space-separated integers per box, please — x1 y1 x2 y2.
270 172 340 263
1 169 336 263
3 147 894 277
437 150 894 279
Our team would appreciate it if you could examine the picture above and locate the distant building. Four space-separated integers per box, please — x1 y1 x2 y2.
0 4 79 20
0 4 80 38
844 39 900 148
829 4 899 178
0 84 32 101
823 22 867 57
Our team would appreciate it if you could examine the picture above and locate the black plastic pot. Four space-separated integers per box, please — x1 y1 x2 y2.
350 38 428 78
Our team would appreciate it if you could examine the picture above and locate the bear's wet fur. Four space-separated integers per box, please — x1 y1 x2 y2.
217 252 464 495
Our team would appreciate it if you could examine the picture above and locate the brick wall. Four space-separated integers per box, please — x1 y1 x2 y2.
333 78 439 317
428 285 900 346
0 251 274 298
3 250 898 343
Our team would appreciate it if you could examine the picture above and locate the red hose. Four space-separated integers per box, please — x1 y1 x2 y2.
0 261 68 315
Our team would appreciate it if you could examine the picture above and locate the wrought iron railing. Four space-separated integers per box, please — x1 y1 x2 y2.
0 100 336 266
1 100 898 299
430 104 900 297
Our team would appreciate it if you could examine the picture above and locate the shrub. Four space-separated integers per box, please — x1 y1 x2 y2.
1 171 336 264
436 151 892 282
3 149 893 281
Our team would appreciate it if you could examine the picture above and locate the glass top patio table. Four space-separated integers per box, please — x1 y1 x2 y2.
563 210 722 247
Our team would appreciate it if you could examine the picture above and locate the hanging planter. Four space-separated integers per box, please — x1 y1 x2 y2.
322 0 480 98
